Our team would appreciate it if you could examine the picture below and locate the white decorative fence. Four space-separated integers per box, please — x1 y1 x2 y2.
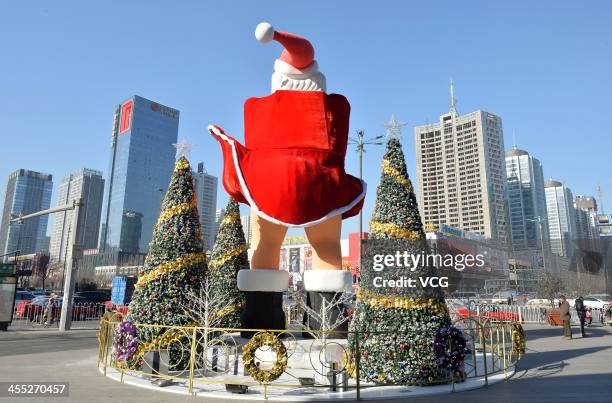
10 302 108 329
453 304 610 325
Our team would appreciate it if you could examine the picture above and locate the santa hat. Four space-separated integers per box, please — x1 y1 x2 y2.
255 22 323 87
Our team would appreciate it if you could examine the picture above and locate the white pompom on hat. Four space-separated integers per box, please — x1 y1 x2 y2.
255 21 325 93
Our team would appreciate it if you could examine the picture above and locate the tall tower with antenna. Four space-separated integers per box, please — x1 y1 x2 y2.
598 183 605 215
414 81 508 242
449 79 458 118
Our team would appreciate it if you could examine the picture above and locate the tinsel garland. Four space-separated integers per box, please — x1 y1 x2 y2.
369 221 423 240
131 322 200 364
214 303 244 320
381 159 414 192
511 322 526 355
155 199 197 226
243 332 288 383
357 289 449 314
221 213 240 226
175 158 190 170
136 252 207 287
209 244 249 269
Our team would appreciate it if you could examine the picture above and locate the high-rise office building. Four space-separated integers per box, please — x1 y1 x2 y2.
573 195 599 241
574 195 597 213
49 169 105 262
505 148 548 251
0 169 53 257
241 214 252 245
545 180 576 257
414 84 508 242
99 95 179 253
214 208 226 243
193 162 218 251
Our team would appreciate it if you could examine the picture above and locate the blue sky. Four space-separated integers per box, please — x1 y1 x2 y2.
1 1 611 237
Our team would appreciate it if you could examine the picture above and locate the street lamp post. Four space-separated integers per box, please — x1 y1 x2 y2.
10 199 82 331
527 216 548 272
349 130 383 276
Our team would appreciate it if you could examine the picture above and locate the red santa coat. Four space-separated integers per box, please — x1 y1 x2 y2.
209 90 365 227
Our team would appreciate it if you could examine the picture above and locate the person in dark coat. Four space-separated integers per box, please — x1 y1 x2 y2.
574 296 587 337
559 295 572 339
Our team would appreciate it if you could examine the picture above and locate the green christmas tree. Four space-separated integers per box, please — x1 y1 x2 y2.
126 157 207 366
347 138 452 385
208 200 248 328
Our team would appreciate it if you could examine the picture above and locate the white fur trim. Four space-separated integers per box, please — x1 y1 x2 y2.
255 22 274 43
274 59 319 78
304 270 353 292
208 125 367 228
271 71 326 92
237 269 289 292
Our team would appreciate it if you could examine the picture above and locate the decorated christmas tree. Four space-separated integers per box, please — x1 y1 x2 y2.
208 199 248 328
126 156 207 366
347 137 454 385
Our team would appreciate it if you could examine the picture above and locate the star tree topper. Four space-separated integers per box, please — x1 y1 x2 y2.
173 138 196 160
383 114 407 139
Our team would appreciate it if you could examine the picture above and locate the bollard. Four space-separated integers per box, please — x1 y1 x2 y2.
355 330 361 401
188 327 198 395
480 325 488 387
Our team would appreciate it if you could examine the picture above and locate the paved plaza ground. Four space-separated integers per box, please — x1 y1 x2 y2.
0 324 610 402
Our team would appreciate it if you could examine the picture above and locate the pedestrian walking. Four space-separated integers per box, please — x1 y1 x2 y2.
585 309 592 327
44 292 58 326
559 295 572 339
575 295 587 337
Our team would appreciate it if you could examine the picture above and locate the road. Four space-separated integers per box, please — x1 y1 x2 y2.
0 325 611 402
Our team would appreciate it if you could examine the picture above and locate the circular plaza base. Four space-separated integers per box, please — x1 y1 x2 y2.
99 337 515 401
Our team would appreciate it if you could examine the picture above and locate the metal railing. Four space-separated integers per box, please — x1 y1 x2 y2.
453 304 611 326
10 302 108 329
97 316 523 400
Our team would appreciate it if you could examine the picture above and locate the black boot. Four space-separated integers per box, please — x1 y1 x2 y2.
302 270 353 339
302 291 349 338
240 291 286 338
237 269 289 339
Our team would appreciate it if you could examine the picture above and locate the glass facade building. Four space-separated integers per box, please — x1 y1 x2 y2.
0 169 53 257
98 95 179 253
49 168 105 262
505 148 548 251
192 163 218 252
545 180 576 257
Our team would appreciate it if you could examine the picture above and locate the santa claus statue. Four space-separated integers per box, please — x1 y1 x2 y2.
208 22 365 337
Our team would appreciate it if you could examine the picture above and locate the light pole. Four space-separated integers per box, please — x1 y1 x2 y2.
527 216 548 272
349 130 383 277
10 199 82 331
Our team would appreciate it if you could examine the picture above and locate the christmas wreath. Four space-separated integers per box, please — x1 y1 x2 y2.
242 332 288 383
511 322 526 355
433 325 469 375
113 321 139 362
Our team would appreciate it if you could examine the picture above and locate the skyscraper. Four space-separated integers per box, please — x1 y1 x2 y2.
505 148 548 251
99 95 179 253
573 195 599 241
241 214 252 245
193 162 218 251
0 169 53 257
545 180 577 257
49 169 105 262
414 83 508 242
214 208 226 243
